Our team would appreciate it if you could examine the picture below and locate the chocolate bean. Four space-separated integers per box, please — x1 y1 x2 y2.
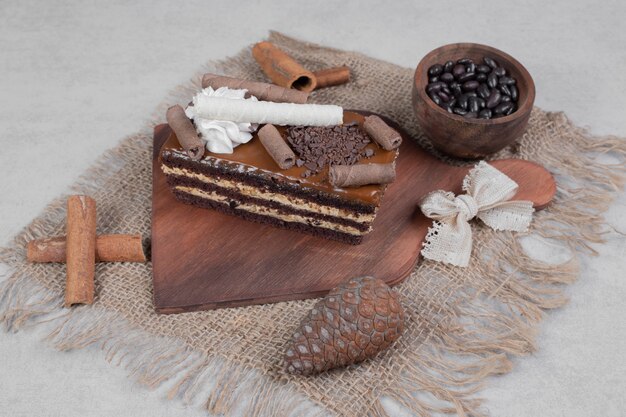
452 107 468 116
450 82 463 97
468 96 480 113
494 102 513 115
462 80 480 91
486 89 502 109
458 94 469 110
510 85 519 101
484 56 498 69
479 109 492 119
426 81 445 93
429 92 442 106
428 64 443 77
426 55 519 118
457 72 476 83
477 83 490 99
440 72 454 83
499 76 516 85
439 99 455 113
505 103 516 115
453 64 466 79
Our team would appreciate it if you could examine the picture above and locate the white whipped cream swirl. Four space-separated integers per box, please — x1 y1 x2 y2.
185 87 258 154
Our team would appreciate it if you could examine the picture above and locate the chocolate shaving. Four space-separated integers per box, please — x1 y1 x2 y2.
363 115 402 151
329 163 396 187
286 125 374 177
202 73 309 104
258 124 297 169
166 105 204 161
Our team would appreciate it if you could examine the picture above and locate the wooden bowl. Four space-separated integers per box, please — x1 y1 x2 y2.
412 43 535 159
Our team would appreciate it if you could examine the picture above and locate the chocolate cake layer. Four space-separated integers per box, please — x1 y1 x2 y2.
171 187 363 245
160 112 398 208
174 185 366 236
165 172 373 232
160 158 380 220
162 149 378 215
159 111 398 244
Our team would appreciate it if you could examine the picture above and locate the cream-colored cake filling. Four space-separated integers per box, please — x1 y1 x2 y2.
175 186 368 236
162 165 375 224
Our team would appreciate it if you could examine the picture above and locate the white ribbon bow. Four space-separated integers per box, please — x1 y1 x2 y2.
419 161 535 267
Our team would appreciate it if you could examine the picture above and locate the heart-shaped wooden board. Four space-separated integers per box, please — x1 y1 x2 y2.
151 112 556 314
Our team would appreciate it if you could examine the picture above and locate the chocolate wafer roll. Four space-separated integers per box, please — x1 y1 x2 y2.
202 73 309 104
258 124 296 169
329 163 396 187
363 115 402 151
166 105 204 161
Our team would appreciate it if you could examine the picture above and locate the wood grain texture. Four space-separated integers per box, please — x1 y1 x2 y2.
412 43 536 159
151 113 555 314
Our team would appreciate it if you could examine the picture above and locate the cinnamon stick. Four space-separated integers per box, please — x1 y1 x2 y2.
313 66 351 89
28 234 145 263
202 73 309 104
329 163 396 187
65 195 96 307
166 105 205 161
252 42 317 92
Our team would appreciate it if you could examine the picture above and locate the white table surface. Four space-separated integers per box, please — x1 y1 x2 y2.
1 1 625 416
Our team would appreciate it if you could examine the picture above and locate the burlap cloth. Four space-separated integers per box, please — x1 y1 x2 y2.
1 32 625 417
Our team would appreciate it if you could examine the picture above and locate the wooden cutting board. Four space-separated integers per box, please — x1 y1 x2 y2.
151 113 556 314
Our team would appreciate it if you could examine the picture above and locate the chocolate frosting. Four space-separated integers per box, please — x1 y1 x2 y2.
161 112 398 205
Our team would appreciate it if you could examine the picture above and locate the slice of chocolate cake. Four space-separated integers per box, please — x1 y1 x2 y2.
160 112 399 244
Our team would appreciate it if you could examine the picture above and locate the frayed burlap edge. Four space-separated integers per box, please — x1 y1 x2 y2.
1 31 626 416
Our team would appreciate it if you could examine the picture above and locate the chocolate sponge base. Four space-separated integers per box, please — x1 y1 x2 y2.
171 189 364 245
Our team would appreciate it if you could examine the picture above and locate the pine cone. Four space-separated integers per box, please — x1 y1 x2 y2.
283 276 404 375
